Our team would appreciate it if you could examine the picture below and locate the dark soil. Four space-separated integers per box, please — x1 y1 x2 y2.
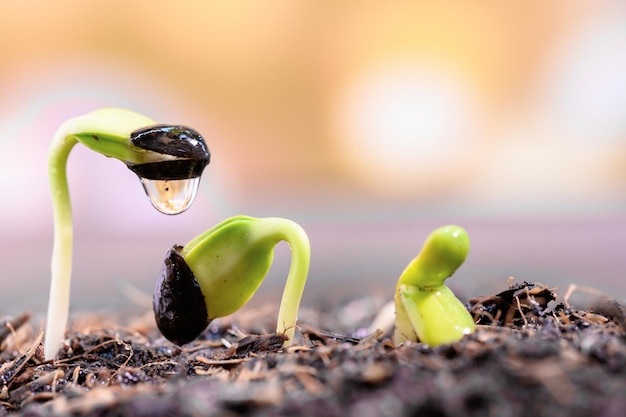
1 281 625 417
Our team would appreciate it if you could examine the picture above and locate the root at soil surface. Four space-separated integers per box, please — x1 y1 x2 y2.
1 281 625 417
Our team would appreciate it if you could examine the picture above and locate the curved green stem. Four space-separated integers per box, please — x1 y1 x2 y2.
176 216 310 346
392 225 474 346
45 109 156 360
45 129 78 360
265 218 311 345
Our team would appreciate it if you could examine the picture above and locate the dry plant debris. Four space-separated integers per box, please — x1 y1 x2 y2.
0 281 625 417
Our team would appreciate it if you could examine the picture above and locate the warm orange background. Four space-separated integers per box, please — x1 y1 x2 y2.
1 2 625 313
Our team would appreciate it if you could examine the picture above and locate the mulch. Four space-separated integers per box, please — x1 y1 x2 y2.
1 281 625 417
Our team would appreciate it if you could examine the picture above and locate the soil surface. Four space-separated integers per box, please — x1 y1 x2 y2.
1 281 625 417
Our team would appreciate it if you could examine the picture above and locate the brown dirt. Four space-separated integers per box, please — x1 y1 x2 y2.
1 281 625 417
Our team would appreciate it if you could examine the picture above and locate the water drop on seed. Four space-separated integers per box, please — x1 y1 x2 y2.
139 177 200 215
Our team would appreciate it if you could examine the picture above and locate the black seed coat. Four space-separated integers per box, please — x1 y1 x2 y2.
153 245 210 345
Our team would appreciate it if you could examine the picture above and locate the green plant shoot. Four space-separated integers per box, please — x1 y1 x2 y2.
393 225 475 346
46 108 210 360
153 215 311 347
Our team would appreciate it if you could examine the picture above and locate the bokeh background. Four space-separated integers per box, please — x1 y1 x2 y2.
2 2 626 316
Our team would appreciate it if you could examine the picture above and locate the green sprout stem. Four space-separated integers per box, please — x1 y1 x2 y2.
393 225 475 347
45 109 157 360
182 216 310 345
267 218 311 344
46 133 77 361
154 216 311 346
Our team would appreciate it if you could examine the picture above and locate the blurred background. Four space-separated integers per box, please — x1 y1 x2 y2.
1 1 626 317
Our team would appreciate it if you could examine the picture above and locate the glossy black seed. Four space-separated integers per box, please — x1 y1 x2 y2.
131 124 210 160
128 124 210 180
153 245 210 345
129 160 206 181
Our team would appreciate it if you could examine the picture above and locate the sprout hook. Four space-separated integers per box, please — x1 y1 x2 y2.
46 108 210 359
153 215 311 346
393 225 475 347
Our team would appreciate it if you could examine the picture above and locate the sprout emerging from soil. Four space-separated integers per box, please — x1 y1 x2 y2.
393 225 475 346
46 108 210 359
153 215 310 346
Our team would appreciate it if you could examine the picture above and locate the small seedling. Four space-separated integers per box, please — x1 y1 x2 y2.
153 215 310 347
393 225 475 346
46 108 210 359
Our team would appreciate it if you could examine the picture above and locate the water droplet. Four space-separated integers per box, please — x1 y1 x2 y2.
139 177 200 215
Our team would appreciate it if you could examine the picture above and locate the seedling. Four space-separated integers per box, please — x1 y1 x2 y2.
153 215 310 347
46 108 210 359
393 225 475 346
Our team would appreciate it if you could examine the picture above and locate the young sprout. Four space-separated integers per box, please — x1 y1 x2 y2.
393 225 475 347
46 108 210 359
153 215 310 347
